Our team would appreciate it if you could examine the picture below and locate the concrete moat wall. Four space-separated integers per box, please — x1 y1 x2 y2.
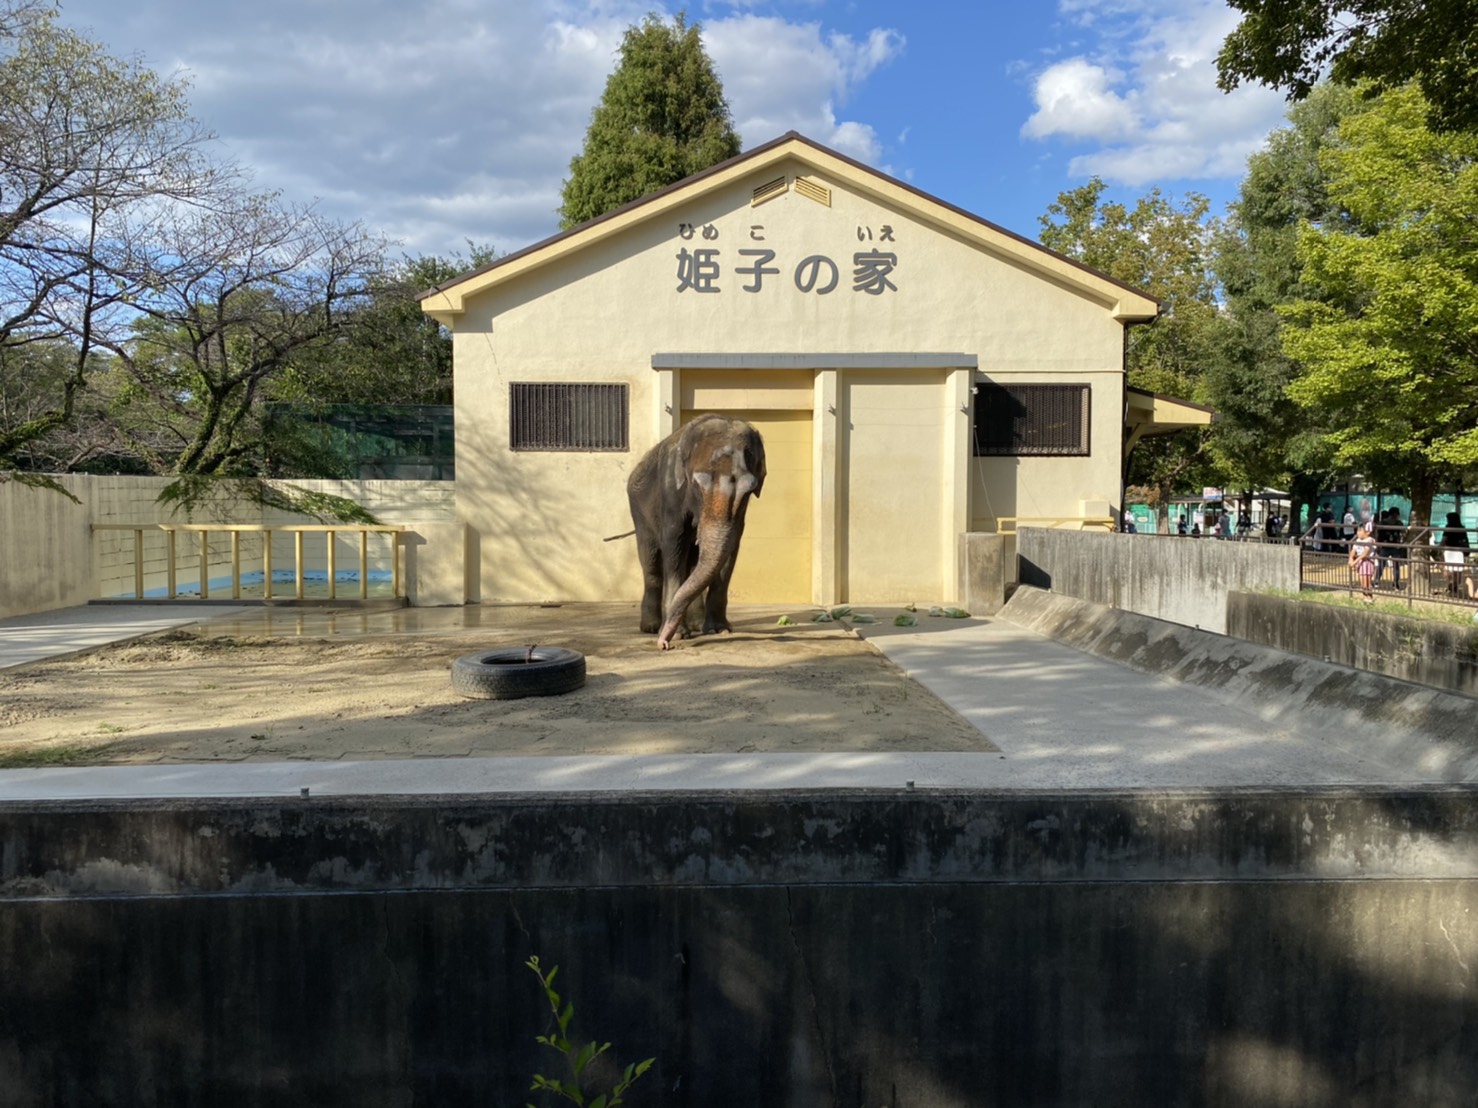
1016 528 1301 635
1 790 1475 1107
1228 589 1478 696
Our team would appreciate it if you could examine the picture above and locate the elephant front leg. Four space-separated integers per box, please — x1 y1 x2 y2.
658 532 703 639
660 573 704 640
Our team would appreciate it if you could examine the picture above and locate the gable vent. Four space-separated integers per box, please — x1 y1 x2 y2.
794 175 831 207
751 176 789 207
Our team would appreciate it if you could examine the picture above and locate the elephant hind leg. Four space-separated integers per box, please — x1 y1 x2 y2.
634 532 664 634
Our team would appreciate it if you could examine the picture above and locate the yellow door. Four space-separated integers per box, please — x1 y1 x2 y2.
680 409 812 603
839 369 947 602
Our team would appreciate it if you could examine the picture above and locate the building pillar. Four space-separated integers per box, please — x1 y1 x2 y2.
813 369 839 605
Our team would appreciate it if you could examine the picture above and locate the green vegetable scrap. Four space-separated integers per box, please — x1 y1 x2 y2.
811 611 833 622
893 613 918 627
776 615 796 626
851 612 877 624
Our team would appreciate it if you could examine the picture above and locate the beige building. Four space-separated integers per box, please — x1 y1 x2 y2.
421 132 1205 608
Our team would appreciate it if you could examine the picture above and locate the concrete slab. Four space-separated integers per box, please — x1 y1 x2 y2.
0 604 252 671
996 586 1478 780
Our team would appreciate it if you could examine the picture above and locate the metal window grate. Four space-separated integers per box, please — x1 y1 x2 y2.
510 383 628 451
973 383 1090 456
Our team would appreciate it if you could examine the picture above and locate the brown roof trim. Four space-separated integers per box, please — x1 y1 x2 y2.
419 130 1160 312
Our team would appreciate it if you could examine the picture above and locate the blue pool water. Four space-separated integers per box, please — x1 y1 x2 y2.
120 568 394 600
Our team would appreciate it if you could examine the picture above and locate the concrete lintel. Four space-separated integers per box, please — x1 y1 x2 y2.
651 353 978 370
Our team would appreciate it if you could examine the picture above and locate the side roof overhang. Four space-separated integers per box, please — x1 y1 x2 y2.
418 131 1161 326
1125 386 1217 451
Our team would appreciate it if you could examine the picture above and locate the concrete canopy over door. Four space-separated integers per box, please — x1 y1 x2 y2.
680 369 814 604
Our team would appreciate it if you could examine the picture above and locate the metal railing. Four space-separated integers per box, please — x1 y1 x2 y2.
1298 525 1477 609
92 523 405 602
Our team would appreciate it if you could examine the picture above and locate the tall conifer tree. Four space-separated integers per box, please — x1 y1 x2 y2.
559 13 740 229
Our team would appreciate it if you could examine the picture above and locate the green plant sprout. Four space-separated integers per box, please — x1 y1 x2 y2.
526 956 653 1108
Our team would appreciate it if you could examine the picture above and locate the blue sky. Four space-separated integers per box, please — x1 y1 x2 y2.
57 0 1292 261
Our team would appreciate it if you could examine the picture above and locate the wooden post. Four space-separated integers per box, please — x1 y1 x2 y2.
327 531 338 599
263 531 274 600
199 531 210 599
359 531 369 599
167 530 177 599
133 530 145 599
231 532 241 599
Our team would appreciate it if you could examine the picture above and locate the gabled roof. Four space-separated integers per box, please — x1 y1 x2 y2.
419 131 1160 325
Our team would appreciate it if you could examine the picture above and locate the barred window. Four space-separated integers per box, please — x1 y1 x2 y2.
973 383 1090 456
510 383 628 451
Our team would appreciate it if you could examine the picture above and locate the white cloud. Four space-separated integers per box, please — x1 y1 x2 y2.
1021 58 1138 141
1021 0 1287 186
704 15 903 159
57 1 902 257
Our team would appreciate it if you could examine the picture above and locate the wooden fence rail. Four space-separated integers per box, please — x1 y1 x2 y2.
91 523 405 601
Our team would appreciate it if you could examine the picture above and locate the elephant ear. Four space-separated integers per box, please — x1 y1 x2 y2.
671 419 708 492
746 429 766 498
668 443 689 491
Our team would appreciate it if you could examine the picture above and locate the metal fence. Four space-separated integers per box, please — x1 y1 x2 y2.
1298 525 1477 609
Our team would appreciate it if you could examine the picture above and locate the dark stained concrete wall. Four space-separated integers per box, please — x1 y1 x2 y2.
1229 590 1478 696
1 790 1475 1106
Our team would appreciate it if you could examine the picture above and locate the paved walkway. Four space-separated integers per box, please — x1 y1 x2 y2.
0 604 252 670
0 601 1457 800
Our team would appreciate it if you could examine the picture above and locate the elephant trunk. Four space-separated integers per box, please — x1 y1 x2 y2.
656 504 741 650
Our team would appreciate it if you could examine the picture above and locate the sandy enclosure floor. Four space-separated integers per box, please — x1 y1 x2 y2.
0 604 996 765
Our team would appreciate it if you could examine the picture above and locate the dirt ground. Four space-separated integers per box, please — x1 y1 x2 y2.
0 604 995 766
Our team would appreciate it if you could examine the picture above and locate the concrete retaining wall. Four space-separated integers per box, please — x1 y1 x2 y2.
0 476 456 619
1228 590 1478 696
1001 586 1478 780
0 789 1474 1106
1016 529 1300 634
957 531 1006 615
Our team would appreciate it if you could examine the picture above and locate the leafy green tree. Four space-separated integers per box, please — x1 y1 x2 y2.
275 248 495 408
256 249 493 480
1280 83 1478 527
1203 83 1356 530
1038 181 1225 509
1217 0 1478 132
0 0 220 469
559 13 740 229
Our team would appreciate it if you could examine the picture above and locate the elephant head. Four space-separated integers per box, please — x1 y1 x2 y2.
626 414 766 649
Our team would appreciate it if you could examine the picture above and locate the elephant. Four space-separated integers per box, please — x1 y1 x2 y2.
626 414 766 649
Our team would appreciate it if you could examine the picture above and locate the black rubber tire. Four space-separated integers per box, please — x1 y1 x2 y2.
450 647 586 700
